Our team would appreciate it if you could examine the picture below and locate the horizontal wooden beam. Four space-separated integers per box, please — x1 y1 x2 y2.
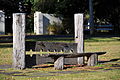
26 52 106 58
42 52 106 58
35 41 77 53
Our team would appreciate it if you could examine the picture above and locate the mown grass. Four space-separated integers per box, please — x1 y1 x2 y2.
0 69 119 80
0 43 12 65
0 36 120 80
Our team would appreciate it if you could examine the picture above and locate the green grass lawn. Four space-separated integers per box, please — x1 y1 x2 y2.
0 36 120 80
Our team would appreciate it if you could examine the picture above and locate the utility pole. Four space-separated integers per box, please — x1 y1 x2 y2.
89 0 94 35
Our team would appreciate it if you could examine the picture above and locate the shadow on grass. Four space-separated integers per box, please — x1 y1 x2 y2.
0 34 120 43
33 65 54 68
0 43 13 48
99 58 120 64
26 37 74 42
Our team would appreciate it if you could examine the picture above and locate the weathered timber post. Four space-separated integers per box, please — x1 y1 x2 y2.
34 12 43 35
54 57 64 70
13 13 26 69
0 10 5 34
88 54 98 66
74 13 84 65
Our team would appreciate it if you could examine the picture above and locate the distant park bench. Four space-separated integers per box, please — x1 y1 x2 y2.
95 25 113 32
84 24 113 32
26 41 106 70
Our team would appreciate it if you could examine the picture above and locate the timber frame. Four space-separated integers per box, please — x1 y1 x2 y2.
13 13 106 70
42 52 106 70
25 41 106 70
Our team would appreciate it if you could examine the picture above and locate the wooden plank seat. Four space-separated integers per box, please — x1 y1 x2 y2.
25 41 78 67
42 52 106 58
25 41 106 70
41 52 106 70
35 41 77 52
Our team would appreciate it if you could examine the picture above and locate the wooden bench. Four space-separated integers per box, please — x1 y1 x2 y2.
42 52 106 70
95 25 113 32
26 41 106 70
25 41 77 67
84 24 113 33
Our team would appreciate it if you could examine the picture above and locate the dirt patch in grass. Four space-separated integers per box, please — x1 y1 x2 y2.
0 65 120 78
0 65 12 69
49 70 96 74
0 71 22 75
0 69 96 78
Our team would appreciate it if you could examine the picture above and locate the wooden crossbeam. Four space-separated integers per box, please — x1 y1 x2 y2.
42 52 106 58
26 51 106 58
26 49 64 57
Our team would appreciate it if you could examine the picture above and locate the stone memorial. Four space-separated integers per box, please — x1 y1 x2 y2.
34 12 62 35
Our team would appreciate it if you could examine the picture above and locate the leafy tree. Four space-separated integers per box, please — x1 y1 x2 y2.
34 0 88 34
0 0 19 33
94 0 120 33
34 0 57 13
55 0 88 34
0 0 119 34
0 0 34 33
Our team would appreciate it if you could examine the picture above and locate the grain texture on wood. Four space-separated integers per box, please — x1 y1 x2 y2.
87 54 98 66
74 14 84 65
0 10 5 34
54 57 64 70
42 52 106 58
35 41 77 65
35 41 77 53
34 12 43 34
13 13 25 69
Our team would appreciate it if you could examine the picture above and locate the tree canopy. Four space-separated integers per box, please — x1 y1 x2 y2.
0 0 120 34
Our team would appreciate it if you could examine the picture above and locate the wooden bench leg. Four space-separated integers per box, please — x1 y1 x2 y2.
54 56 64 70
87 54 98 66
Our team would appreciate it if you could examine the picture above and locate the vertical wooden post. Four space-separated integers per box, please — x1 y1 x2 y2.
0 10 5 34
74 13 84 65
54 57 64 70
13 13 26 69
88 54 98 66
34 12 43 35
